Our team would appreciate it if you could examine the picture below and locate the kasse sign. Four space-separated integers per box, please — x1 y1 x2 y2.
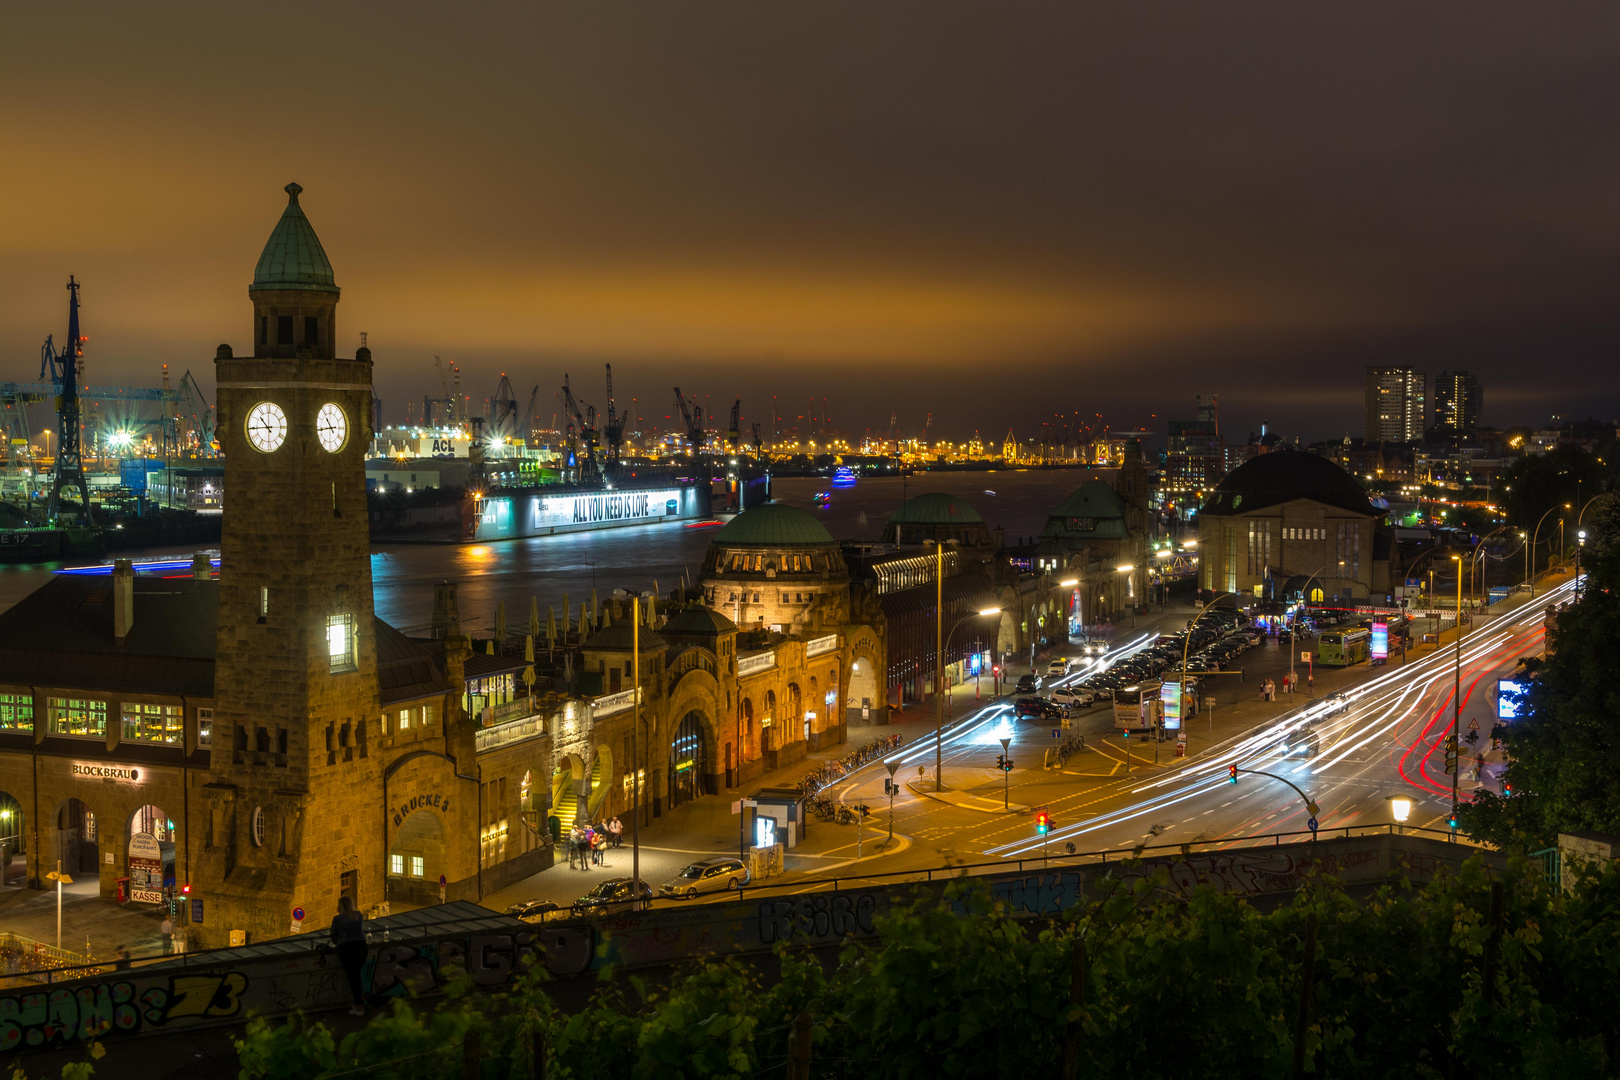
534 489 681 530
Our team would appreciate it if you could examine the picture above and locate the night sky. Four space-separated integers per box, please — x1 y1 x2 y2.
5 3 1618 444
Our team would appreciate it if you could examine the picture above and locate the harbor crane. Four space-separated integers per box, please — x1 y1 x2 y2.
39 277 92 524
561 374 602 485
602 364 625 473
726 397 741 452
672 387 706 466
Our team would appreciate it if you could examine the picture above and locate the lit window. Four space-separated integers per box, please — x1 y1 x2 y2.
120 702 184 743
198 708 213 746
410 855 424 878
47 697 107 738
390 854 404 875
327 614 356 672
0 693 34 732
398 708 412 731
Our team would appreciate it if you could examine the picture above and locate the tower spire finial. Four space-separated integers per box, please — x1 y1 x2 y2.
284 182 303 202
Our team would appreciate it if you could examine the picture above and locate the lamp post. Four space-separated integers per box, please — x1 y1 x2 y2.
1387 793 1413 834
1528 504 1567 599
1179 592 1235 743
1467 525 1508 611
1290 565 1335 698
932 595 1002 793
999 736 1012 810
1450 554 1463 811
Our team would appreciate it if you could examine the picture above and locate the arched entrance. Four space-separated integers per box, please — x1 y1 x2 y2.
668 711 707 808
390 810 446 886
126 805 177 901
0 790 24 888
551 754 587 833
54 798 98 880
788 683 805 742
848 656 878 723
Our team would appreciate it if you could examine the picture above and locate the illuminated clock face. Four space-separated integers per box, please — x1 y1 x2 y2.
245 402 287 453
316 403 348 453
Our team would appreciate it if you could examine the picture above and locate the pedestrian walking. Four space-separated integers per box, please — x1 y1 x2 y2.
113 945 131 971
328 896 369 1017
592 830 607 865
159 916 174 955
609 816 624 848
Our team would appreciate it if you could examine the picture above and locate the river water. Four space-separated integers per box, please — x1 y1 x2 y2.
0 469 1105 632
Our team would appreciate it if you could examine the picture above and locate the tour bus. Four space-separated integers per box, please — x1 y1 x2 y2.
1114 682 1162 734
1316 627 1372 667
1113 681 1197 734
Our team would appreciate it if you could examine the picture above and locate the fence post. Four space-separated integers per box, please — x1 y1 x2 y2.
464 1029 482 1080
788 1011 813 1080
532 1026 547 1079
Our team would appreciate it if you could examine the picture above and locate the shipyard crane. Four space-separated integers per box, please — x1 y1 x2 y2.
525 384 540 445
726 398 741 452
751 422 764 459
491 373 519 443
560 374 602 484
601 363 625 474
173 369 216 455
672 387 705 466
38 277 92 524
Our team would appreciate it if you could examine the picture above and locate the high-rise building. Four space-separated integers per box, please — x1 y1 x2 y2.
1364 367 1426 443
1165 394 1225 498
1432 370 1481 434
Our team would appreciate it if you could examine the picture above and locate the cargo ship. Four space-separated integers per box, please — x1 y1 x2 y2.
463 481 712 541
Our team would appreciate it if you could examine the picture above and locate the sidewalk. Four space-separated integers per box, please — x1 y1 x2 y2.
481 711 942 914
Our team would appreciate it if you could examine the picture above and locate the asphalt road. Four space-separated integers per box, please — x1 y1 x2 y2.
796 579 1569 885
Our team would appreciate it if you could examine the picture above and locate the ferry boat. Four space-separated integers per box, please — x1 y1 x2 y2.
831 466 857 488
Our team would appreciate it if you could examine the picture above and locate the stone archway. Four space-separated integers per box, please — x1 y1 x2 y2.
585 744 614 820
668 711 709 809
0 790 24 889
53 797 99 883
126 804 177 901
848 656 879 724
390 809 447 886
551 753 588 832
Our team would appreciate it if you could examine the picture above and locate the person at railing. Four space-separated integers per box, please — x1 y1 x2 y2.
328 896 370 1017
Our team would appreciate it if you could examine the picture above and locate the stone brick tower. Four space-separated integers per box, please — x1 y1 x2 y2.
195 183 381 946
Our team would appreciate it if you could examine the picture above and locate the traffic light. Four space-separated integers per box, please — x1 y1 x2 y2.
1447 811 1459 830
1034 810 1051 835
180 882 191 896
858 804 870 818
995 754 1005 771
1228 764 1238 785
1443 734 1459 776
1502 779 1514 797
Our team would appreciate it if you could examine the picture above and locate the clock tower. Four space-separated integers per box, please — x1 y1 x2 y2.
195 183 383 945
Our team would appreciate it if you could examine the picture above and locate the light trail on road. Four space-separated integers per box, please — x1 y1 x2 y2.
985 581 1574 859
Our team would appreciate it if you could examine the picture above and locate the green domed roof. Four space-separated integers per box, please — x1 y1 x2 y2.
714 502 836 546
1051 480 1126 520
888 492 984 526
251 183 339 294
585 621 665 652
661 605 739 636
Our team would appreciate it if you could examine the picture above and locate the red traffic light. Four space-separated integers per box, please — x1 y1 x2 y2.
1228 765 1239 784
1034 810 1051 835
180 882 192 895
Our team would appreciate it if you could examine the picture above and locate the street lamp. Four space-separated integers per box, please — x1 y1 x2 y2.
1290 564 1336 696
1387 793 1413 833
1058 578 1080 643
931 588 1002 793
1528 504 1568 599
1449 554 1463 811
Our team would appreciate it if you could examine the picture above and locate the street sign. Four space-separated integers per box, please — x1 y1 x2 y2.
1468 718 1480 731
292 906 305 922
1307 817 1319 833
1300 651 1311 663
1052 728 1061 739
191 898 204 924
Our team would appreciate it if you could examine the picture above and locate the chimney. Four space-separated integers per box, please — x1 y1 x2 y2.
432 580 461 640
191 552 212 579
113 559 135 645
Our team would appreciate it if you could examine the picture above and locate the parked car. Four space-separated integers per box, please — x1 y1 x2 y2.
659 857 750 899
503 899 561 922
1051 687 1095 708
1015 674 1042 693
1015 696 1062 720
572 877 654 917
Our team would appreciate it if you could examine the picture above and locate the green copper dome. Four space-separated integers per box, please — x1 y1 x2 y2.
714 502 837 546
251 183 339 294
888 492 984 526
